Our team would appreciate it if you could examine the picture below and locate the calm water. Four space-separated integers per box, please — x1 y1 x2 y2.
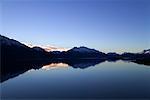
1 60 150 99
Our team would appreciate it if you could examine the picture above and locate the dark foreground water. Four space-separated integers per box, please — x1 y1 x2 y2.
1 60 150 99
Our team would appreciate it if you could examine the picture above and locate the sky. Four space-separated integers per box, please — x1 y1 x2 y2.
1 0 150 53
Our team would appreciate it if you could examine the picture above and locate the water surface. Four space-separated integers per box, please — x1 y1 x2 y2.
1 60 150 99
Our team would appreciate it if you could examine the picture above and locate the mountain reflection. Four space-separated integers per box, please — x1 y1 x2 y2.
1 59 107 82
66 59 106 69
3 58 148 83
42 59 106 70
42 63 69 70
1 61 52 82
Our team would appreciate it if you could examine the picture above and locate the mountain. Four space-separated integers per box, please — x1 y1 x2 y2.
121 52 136 60
133 49 150 65
120 49 150 65
1 35 149 82
107 52 121 60
63 46 107 59
0 35 108 66
25 43 69 52
121 49 150 60
1 35 149 67
48 46 107 59
68 46 100 53
0 35 51 79
0 35 50 63
32 46 47 52
142 49 150 54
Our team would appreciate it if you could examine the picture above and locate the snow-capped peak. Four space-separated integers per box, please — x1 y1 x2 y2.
143 49 150 54
23 43 69 52
138 49 150 54
0 35 25 47
70 46 99 53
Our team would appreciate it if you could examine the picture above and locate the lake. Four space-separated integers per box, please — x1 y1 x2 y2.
1 60 150 99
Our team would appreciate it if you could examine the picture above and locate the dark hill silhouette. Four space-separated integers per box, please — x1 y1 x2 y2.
121 50 150 65
0 35 52 81
0 35 150 82
65 46 107 59
107 52 121 61
49 46 107 59
0 35 51 64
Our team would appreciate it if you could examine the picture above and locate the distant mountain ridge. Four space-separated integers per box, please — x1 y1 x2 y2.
25 43 69 52
64 46 106 59
1 35 150 65
69 46 100 53
142 49 150 54
1 35 51 75
1 35 150 82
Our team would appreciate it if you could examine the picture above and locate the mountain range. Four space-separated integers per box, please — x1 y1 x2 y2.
1 35 150 82
1 35 150 64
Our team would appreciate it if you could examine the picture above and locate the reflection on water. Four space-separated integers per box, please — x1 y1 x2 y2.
42 63 69 70
1 59 150 83
1 60 150 99
1 59 106 82
66 59 106 69
0 61 52 82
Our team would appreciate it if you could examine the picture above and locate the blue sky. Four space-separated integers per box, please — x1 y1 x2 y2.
1 0 150 53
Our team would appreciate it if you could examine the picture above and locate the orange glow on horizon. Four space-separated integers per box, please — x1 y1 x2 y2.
22 42 69 52
42 63 69 70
